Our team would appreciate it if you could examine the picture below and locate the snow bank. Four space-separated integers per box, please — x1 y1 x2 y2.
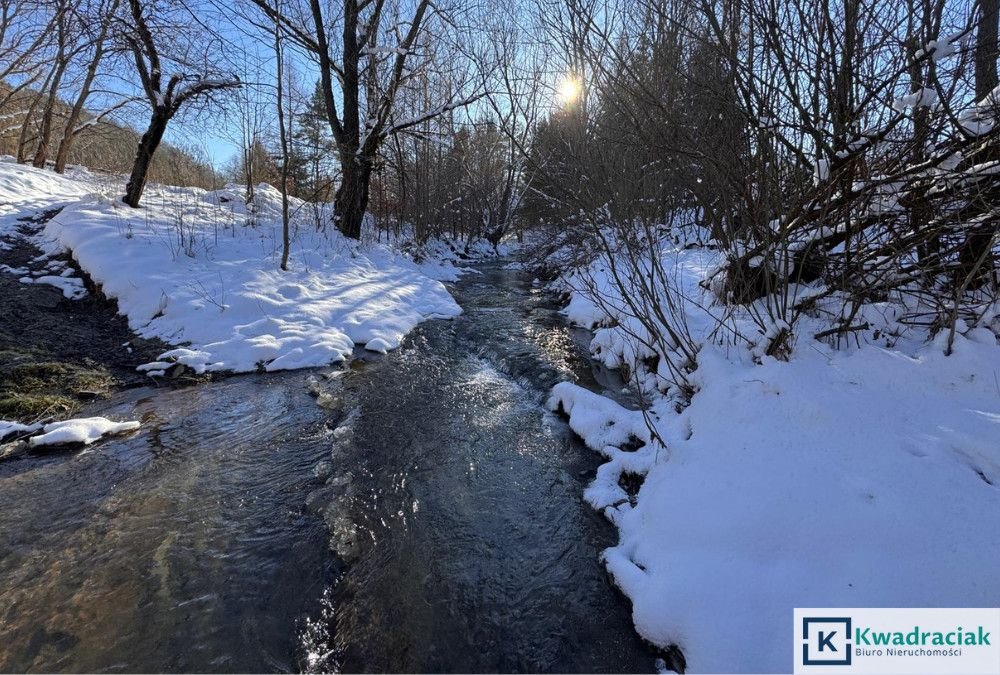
557 241 726 395
378 231 514 282
0 158 92 220
554 336 1000 672
548 383 659 513
548 235 1000 672
26 416 140 447
35 180 462 373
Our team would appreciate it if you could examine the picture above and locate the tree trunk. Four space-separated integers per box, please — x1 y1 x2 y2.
54 45 106 173
31 3 69 170
31 58 69 169
124 107 169 207
955 0 1000 288
905 34 937 270
16 64 55 163
977 0 1000 100
16 96 41 163
334 155 372 239
53 111 84 174
275 14 291 270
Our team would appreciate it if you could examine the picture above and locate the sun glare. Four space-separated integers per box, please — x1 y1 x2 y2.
557 75 581 105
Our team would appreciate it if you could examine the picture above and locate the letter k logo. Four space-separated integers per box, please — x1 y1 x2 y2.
817 630 838 652
801 617 852 666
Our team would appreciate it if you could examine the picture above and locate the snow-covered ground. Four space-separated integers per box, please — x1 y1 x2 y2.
549 234 1000 673
0 159 487 374
0 159 96 299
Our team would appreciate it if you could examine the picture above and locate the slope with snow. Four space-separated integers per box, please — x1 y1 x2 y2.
550 238 1000 673
0 160 469 374
0 157 94 218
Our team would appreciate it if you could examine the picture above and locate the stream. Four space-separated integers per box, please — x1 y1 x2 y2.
0 262 655 673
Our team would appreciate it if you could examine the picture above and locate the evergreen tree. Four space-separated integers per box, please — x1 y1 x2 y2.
289 80 334 201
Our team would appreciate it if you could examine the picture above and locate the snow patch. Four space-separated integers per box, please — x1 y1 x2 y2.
27 417 141 447
0 420 42 441
18 274 87 299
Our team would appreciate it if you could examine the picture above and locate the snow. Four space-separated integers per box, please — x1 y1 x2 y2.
375 231 510 282
171 77 240 102
0 157 92 219
0 165 467 373
549 234 1000 673
26 416 141 447
958 85 1000 136
918 31 966 62
0 158 100 298
18 274 87 299
892 86 939 112
814 157 830 181
548 383 658 511
0 420 42 441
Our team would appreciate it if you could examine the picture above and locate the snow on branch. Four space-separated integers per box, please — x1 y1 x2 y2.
378 92 488 140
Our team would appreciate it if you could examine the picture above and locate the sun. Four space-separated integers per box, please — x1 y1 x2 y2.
557 75 581 105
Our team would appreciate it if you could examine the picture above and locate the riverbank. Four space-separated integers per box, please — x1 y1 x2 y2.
0 207 171 429
544 232 1000 673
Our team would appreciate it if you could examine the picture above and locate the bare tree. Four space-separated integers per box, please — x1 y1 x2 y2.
52 0 121 172
251 0 485 238
273 0 291 270
0 0 58 124
480 14 549 245
15 62 55 162
31 0 83 168
224 47 270 205
121 0 238 207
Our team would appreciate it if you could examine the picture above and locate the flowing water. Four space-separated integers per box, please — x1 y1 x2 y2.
0 262 655 673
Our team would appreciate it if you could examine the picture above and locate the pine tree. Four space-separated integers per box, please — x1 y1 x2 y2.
289 80 334 201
